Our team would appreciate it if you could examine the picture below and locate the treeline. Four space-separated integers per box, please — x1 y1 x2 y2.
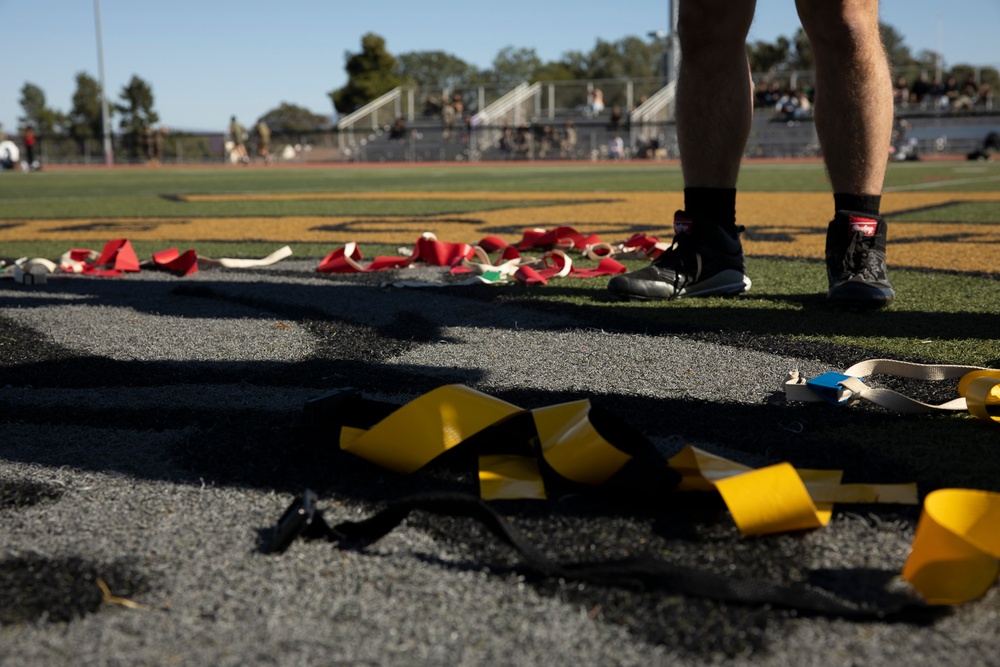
13 24 999 156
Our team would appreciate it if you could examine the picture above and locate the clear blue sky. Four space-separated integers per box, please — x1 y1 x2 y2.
2 0 998 133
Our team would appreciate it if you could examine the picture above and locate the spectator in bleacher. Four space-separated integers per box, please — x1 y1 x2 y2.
389 117 407 140
513 124 532 159
537 124 557 159
927 78 946 109
952 79 979 114
583 85 604 117
909 74 930 106
635 134 661 159
560 118 578 158
773 88 795 120
442 93 464 142
607 106 624 130
893 76 909 108
941 76 961 109
762 81 784 108
608 0 896 310
976 82 992 109
608 136 625 160
497 123 515 157
423 94 442 118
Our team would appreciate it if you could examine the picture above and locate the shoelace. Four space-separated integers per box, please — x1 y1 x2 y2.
843 233 881 281
651 232 697 289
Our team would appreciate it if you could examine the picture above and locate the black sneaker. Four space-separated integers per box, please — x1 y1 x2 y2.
825 211 894 309
607 211 751 300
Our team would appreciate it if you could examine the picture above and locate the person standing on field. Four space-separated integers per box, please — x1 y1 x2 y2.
609 0 895 310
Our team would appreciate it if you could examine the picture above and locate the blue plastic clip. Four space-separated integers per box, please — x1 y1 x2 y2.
805 372 854 406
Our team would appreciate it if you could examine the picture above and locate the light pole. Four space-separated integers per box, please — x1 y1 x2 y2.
649 30 668 86
94 0 114 165
665 0 680 85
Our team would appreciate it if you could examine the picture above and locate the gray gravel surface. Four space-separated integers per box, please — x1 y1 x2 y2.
1 264 997 667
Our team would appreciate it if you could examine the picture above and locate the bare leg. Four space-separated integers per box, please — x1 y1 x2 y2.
796 0 892 195
676 0 757 188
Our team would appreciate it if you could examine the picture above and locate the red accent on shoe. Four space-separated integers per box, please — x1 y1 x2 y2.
673 215 693 235
848 215 878 236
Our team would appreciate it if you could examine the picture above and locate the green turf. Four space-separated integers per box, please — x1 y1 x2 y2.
2 161 998 204
0 195 575 219
886 201 1000 223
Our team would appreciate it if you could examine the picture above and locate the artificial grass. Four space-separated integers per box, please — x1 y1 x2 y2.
3 161 998 201
0 196 575 220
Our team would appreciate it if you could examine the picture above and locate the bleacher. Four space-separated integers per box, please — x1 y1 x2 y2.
336 78 672 163
336 76 1000 164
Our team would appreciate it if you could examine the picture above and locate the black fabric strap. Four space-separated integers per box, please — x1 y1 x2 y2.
262 490 939 621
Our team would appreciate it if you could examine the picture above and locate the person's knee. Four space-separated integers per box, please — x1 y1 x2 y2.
796 0 879 53
678 0 754 57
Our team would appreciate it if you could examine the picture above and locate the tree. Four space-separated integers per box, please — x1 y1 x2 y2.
397 50 477 89
583 36 660 80
747 36 791 73
788 28 814 70
329 33 406 115
115 74 158 159
67 72 106 150
259 103 331 133
913 49 945 80
489 46 543 85
880 23 914 68
19 83 65 135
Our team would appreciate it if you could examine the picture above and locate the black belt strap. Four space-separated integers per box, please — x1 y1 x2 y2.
261 489 939 621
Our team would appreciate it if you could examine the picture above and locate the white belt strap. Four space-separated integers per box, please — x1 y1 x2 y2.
785 359 1000 419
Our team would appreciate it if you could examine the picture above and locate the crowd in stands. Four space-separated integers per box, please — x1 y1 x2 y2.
893 73 993 112
755 72 994 123
755 82 814 121
495 118 580 160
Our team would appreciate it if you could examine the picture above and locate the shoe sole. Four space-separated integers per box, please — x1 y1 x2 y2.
827 294 893 311
610 271 751 301
827 282 894 311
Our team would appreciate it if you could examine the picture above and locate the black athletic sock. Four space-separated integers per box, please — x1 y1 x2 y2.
833 193 882 218
684 187 737 234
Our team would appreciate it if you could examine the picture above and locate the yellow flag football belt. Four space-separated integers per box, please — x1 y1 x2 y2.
279 378 999 609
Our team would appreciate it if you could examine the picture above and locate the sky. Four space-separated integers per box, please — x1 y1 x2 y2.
2 0 999 134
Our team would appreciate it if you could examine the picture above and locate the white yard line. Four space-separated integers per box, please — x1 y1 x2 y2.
884 173 1000 192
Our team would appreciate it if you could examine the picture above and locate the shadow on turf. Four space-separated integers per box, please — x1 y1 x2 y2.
3 274 998 494
2 278 966 651
3 277 998 353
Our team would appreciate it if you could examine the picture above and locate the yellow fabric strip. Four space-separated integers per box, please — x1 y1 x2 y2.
903 489 1000 604
339 385 523 474
531 400 633 485
962 375 1000 423
667 446 918 535
714 463 826 535
479 455 547 501
668 445 752 492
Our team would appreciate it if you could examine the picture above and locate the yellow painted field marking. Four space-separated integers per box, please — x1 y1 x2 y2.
3 191 998 273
